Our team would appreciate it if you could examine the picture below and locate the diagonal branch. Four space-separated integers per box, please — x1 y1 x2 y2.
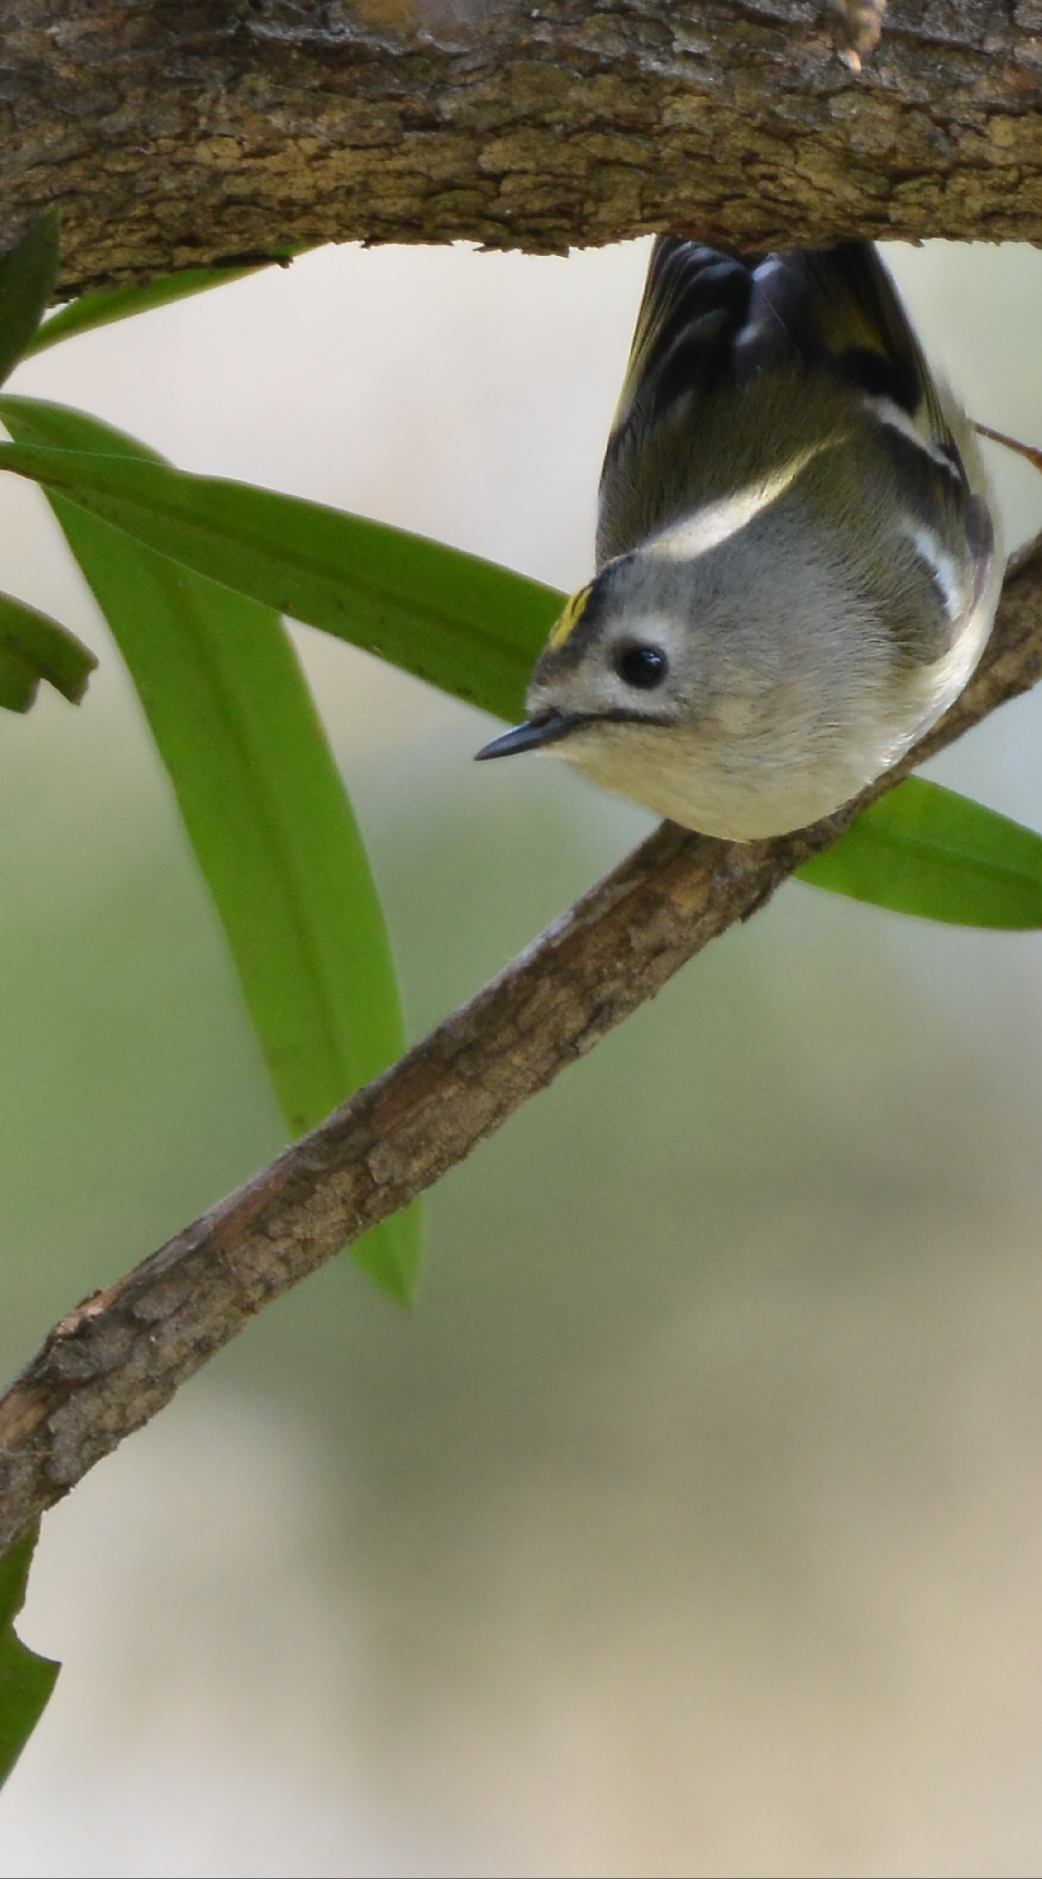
1 539 1041 1553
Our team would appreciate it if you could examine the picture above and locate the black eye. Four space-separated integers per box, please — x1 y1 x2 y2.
615 643 668 690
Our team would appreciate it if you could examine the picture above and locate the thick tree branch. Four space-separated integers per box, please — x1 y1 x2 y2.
0 541 1040 1554
5 0 1042 293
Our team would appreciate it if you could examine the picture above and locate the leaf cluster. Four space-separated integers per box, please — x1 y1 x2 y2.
1 222 1039 1279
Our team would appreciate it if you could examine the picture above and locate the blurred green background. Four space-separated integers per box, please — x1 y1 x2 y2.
2 240 1042 1876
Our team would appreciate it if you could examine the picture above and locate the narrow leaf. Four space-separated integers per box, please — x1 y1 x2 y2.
0 1525 60 1789
3 402 417 1298
798 778 1042 928
25 258 294 359
5 404 1035 942
0 405 563 723
0 215 61 387
0 590 96 713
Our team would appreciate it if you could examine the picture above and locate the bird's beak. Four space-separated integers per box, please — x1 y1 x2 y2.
474 710 583 760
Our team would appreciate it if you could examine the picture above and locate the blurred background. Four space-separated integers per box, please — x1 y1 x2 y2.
0 238 1041 1876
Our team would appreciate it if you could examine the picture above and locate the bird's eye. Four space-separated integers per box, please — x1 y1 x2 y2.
615 643 668 690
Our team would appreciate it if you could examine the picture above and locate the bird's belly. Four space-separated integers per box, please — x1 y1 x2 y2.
556 629 992 842
558 721 881 840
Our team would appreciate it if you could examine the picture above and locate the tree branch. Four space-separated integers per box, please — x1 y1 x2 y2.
5 0 1042 294
0 540 1040 1553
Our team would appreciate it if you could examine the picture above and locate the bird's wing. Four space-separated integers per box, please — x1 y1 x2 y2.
597 238 975 572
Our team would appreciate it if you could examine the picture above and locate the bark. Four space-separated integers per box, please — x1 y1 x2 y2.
0 537 1040 1556
4 0 1042 296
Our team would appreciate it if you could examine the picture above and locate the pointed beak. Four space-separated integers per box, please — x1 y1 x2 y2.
474 710 583 761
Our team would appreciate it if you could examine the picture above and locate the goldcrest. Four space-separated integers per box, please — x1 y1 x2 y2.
477 239 1001 842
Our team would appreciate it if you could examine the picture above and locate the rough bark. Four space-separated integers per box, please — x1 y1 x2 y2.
0 537 1039 1557
4 0 1042 296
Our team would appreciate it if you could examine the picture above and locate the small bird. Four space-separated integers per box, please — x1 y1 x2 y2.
476 239 1001 841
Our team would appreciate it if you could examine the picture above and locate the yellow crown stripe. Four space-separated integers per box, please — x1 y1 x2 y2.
547 581 594 652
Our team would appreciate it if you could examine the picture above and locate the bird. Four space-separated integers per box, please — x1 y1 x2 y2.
476 238 1001 842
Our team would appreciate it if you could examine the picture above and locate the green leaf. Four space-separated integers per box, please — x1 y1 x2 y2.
3 401 417 1299
797 778 1042 928
5 403 1036 945
0 214 61 388
0 589 97 713
25 257 296 359
0 403 563 723
0 1525 60 1789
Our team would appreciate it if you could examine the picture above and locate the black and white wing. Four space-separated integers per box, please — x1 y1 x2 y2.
597 239 995 660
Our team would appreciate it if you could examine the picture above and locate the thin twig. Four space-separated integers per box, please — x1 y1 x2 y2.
975 422 1042 478
1 541 1042 1554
